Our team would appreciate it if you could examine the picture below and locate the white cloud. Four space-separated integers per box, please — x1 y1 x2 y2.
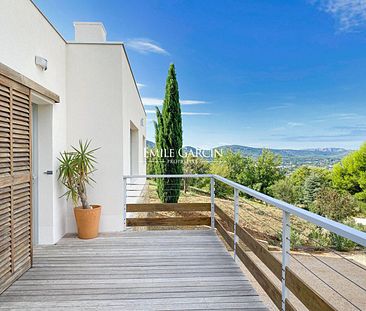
266 103 292 110
180 100 207 105
312 0 366 31
287 122 304 127
311 118 326 123
328 112 364 120
271 126 286 132
142 97 207 106
310 112 364 122
142 97 163 106
271 122 303 132
181 112 212 116
136 83 146 89
125 39 168 55
145 110 211 116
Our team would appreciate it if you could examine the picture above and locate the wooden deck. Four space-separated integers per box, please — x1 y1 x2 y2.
0 230 268 310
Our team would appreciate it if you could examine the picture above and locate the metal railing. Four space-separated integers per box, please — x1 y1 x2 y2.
123 174 366 246
123 174 366 311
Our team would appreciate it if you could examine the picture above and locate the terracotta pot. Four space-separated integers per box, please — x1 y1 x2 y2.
74 205 101 239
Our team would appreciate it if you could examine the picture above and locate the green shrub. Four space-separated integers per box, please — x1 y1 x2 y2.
311 187 359 222
210 150 284 197
303 171 331 208
289 166 331 206
307 227 331 250
332 142 366 202
290 230 308 250
210 151 255 198
270 178 300 204
183 155 210 192
330 233 357 251
330 220 366 251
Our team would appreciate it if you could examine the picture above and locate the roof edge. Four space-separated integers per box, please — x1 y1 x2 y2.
66 41 124 45
122 44 147 117
30 0 67 43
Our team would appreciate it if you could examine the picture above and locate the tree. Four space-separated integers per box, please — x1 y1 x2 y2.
146 148 156 175
183 155 209 192
211 151 255 183
290 166 313 187
154 64 183 203
270 178 299 204
253 150 284 194
210 151 255 197
210 150 283 197
312 187 361 251
303 172 326 207
289 166 331 205
332 142 366 201
312 187 359 221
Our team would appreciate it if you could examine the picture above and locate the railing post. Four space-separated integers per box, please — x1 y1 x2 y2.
281 211 291 311
233 188 239 261
122 177 127 231
210 177 215 229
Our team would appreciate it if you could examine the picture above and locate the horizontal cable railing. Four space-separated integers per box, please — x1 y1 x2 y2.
212 174 366 247
123 174 366 311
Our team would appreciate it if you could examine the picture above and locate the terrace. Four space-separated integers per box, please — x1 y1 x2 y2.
1 174 366 310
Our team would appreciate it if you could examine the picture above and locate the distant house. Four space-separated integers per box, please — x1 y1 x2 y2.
0 0 146 249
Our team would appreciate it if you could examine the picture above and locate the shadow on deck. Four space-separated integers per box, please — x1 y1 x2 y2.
0 230 268 310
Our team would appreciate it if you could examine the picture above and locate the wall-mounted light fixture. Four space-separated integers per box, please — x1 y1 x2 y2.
140 118 144 127
35 56 48 71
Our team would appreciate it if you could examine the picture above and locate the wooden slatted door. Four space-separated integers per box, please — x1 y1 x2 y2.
0 75 32 294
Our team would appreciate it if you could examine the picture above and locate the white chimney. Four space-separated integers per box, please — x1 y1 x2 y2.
74 22 107 43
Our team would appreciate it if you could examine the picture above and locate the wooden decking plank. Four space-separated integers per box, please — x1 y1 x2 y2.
0 297 264 308
126 202 211 212
0 289 260 302
7 281 251 291
0 230 268 310
3 284 255 294
10 275 249 285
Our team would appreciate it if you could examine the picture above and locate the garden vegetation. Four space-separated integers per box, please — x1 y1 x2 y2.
148 142 366 251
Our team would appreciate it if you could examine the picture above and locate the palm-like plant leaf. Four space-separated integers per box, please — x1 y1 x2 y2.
57 140 100 208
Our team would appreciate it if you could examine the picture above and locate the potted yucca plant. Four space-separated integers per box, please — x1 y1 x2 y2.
58 140 101 239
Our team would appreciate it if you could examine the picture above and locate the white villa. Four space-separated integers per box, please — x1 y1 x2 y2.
1 1 365 309
0 0 146 249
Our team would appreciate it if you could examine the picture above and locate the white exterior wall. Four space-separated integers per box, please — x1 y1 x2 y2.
122 47 147 176
0 0 146 242
65 43 146 232
66 43 124 232
0 0 67 244
74 22 107 43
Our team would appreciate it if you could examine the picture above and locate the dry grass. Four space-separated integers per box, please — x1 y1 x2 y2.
140 181 363 253
140 182 313 247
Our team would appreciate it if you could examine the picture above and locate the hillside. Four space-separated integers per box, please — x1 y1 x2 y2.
146 140 351 168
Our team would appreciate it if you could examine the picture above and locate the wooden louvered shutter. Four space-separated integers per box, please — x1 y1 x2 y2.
0 75 32 294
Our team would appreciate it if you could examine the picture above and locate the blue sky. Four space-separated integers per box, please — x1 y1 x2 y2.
35 0 366 150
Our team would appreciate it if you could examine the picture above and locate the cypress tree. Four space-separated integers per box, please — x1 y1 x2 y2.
154 64 183 203
303 172 323 207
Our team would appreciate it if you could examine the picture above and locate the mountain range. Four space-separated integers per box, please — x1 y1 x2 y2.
146 140 351 168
